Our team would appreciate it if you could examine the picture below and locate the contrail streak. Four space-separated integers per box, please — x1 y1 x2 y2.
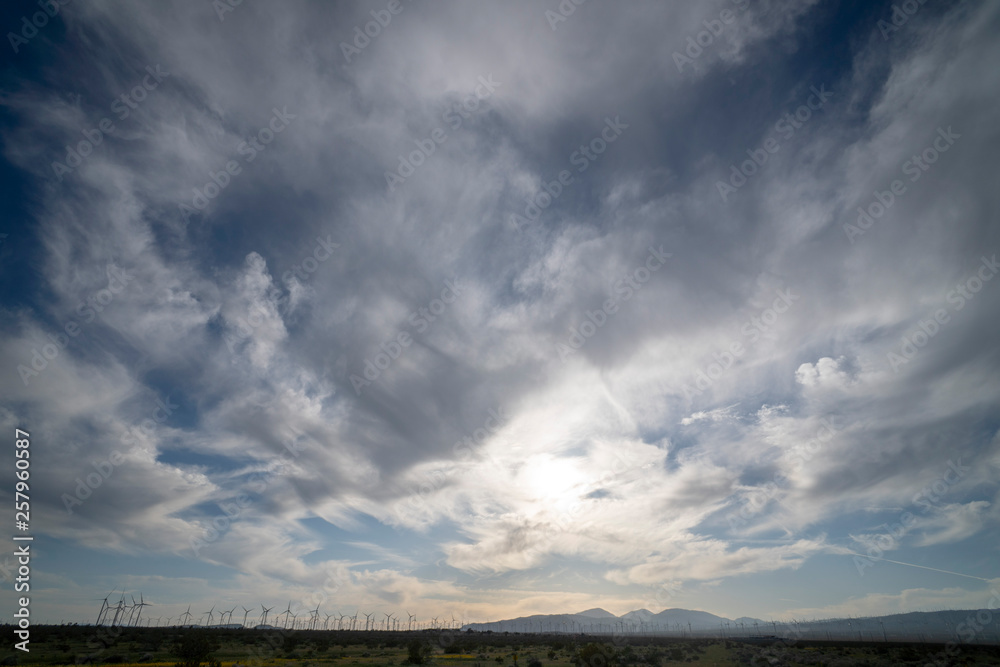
843 551 991 581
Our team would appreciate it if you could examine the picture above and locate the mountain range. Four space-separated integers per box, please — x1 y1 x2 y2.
461 607 1000 643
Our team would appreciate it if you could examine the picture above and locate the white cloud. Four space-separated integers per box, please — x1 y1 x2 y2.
3 0 999 625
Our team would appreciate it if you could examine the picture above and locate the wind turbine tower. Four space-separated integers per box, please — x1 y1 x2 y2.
260 604 274 627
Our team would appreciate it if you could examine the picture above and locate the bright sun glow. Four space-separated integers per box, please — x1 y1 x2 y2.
519 456 588 507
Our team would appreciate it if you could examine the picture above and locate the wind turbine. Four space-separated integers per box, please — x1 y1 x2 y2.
406 612 415 632
133 593 151 627
324 613 333 630
310 604 321 630
110 592 127 627
384 612 392 631
119 592 132 627
120 595 138 627
108 592 120 627
282 601 293 629
125 595 140 627
364 612 374 631
241 606 252 628
224 605 237 625
97 591 114 625
95 590 115 625
203 605 215 626
260 604 274 627
180 605 193 626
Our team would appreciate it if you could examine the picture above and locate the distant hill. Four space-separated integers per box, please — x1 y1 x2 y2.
620 609 654 623
461 607 997 642
462 607 759 634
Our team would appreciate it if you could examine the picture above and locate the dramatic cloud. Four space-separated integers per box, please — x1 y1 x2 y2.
1 0 998 624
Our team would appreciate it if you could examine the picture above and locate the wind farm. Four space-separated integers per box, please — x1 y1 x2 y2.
82 590 999 646
8 597 1000 667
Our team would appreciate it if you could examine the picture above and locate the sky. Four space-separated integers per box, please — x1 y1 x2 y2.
1 0 999 627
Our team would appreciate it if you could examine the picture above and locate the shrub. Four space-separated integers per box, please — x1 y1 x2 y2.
578 643 613 667
174 633 214 667
407 640 431 665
